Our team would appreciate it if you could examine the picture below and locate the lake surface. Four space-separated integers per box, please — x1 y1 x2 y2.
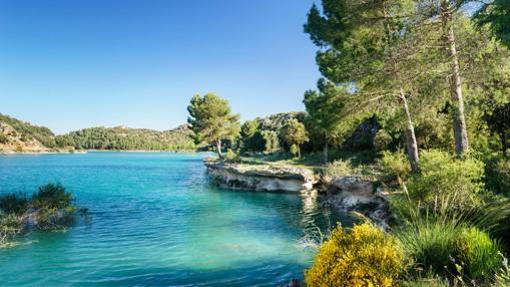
0 152 345 286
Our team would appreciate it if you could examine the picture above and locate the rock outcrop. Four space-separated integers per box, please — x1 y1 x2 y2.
0 122 51 153
204 160 390 227
322 175 390 228
204 160 317 192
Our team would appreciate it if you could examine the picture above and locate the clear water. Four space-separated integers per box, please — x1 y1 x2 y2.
0 152 346 286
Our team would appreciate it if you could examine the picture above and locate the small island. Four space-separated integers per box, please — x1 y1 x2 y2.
0 183 86 247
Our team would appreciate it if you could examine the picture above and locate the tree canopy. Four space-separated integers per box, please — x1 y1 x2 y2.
475 0 510 47
187 93 240 157
304 79 351 163
281 119 309 158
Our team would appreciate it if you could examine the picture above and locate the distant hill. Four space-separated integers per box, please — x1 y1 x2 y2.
55 125 195 151
255 112 307 131
0 112 309 153
0 114 57 153
0 113 195 153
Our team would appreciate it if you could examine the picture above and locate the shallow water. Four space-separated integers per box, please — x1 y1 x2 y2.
0 152 347 286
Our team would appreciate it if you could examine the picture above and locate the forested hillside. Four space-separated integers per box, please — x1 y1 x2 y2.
55 125 195 151
0 113 195 152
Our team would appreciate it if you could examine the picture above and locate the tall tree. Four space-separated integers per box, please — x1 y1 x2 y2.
304 79 348 163
239 120 265 153
281 119 309 158
475 0 510 47
187 93 240 158
304 0 430 172
433 0 471 155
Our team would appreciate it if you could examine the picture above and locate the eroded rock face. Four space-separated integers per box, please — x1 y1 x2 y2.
0 122 51 153
204 161 317 192
204 160 390 227
323 176 390 229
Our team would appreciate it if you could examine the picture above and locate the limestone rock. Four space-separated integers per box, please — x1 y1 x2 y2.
204 161 317 192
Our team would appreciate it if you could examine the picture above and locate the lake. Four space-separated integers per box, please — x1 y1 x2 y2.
0 152 344 286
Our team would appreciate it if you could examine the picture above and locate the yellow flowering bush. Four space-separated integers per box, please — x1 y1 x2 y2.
305 222 404 287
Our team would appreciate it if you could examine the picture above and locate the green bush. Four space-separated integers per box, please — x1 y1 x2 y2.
406 150 484 213
454 227 502 281
323 159 357 178
0 134 8 144
0 213 24 245
377 151 411 184
305 222 404 287
397 220 459 279
0 193 28 214
0 183 80 246
486 157 510 195
374 129 393 151
261 130 280 153
397 221 503 284
32 183 73 210
224 149 240 162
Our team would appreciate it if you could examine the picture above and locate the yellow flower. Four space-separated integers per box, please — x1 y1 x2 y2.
305 222 404 287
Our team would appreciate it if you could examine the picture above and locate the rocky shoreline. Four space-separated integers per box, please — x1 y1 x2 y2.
204 160 390 227
204 160 317 192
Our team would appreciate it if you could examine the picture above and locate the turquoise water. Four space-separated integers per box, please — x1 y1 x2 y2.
0 152 345 286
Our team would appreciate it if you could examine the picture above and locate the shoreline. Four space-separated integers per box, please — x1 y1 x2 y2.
0 149 203 155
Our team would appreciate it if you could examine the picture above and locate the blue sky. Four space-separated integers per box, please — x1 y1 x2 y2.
0 0 321 134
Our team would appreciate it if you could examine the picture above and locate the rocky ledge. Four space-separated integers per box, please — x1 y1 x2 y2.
204 160 390 227
204 160 317 192
322 176 390 229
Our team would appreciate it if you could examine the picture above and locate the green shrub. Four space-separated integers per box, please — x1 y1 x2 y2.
305 222 404 287
224 149 240 162
377 151 411 184
32 183 73 210
454 227 503 281
397 220 459 279
374 129 393 151
323 159 357 178
0 213 24 245
486 157 510 195
0 183 81 246
397 220 503 284
406 150 484 214
261 130 280 153
0 193 28 214
0 134 8 144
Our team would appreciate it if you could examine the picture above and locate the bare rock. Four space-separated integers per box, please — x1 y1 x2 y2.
204 161 317 192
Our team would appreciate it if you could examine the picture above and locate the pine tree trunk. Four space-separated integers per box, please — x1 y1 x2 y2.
399 88 420 173
441 2 469 156
297 146 301 159
216 139 223 158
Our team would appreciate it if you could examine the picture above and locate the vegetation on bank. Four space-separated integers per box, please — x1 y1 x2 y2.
0 113 196 152
55 125 195 151
0 183 83 247
184 0 510 285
